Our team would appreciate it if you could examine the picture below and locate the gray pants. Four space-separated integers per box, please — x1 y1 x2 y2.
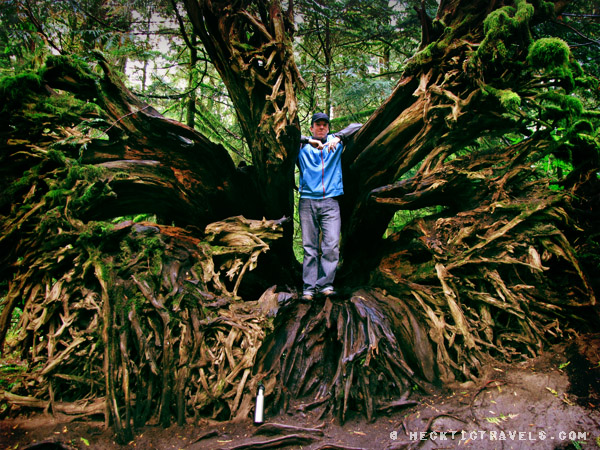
299 197 341 295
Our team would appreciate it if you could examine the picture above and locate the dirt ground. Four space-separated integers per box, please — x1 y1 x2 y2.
1 334 599 450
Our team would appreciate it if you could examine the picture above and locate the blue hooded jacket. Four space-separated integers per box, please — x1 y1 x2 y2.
297 123 361 199
298 134 344 199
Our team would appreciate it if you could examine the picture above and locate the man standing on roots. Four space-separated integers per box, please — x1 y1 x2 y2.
297 112 361 301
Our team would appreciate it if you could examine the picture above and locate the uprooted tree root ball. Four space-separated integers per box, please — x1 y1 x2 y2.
0 215 286 442
1 0 599 444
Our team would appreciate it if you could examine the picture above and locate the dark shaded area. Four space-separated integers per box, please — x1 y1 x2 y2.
566 333 600 408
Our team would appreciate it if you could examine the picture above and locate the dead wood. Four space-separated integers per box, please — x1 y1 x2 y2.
217 434 318 450
0 392 105 416
253 422 324 437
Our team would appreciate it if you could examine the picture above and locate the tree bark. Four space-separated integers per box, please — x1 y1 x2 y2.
39 54 258 228
183 0 305 231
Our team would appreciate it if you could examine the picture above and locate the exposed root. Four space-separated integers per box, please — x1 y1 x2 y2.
256 289 435 423
0 217 284 442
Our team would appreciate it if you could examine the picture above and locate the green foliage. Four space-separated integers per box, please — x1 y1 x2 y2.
296 0 422 119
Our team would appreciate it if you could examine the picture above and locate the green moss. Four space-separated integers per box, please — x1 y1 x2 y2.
566 120 600 150
559 95 583 117
47 149 68 165
42 55 97 86
514 0 535 23
45 188 71 203
498 89 521 110
539 92 583 120
1 68 98 134
536 0 557 18
64 164 105 187
527 37 570 70
477 0 534 65
93 257 114 283
0 72 43 106
409 43 434 67
483 6 517 37
128 291 148 312
483 86 521 111
407 23 455 69
569 120 594 135
71 179 115 211
527 38 581 91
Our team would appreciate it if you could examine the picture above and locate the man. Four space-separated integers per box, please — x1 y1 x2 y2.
297 112 361 300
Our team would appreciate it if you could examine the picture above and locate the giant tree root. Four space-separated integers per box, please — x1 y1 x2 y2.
0 216 285 443
256 288 437 423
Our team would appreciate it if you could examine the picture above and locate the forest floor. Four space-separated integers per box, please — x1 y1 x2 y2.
1 333 599 450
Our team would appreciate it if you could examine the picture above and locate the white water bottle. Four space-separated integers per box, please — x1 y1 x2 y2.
254 384 265 424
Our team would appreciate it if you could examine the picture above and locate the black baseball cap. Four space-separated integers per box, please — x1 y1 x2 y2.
311 112 329 124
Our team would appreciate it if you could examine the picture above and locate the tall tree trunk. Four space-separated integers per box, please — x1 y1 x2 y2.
186 32 198 129
324 17 332 117
183 0 305 241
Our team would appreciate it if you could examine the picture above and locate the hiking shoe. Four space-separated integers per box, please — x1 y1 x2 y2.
320 288 336 297
301 292 314 302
